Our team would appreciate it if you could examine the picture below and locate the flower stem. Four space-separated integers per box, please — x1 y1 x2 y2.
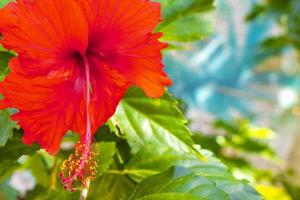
79 179 90 200
50 156 58 190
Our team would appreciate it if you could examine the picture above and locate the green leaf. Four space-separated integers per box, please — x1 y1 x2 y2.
0 51 13 80
160 11 213 42
0 132 40 182
130 166 229 200
111 87 205 160
0 183 18 200
88 174 135 200
135 193 205 200
97 142 117 176
25 186 80 200
0 0 11 8
0 109 17 147
0 160 19 183
125 146 262 200
156 0 214 42
26 154 51 188
0 132 39 163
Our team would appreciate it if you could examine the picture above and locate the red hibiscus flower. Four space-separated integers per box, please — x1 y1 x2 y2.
0 0 171 190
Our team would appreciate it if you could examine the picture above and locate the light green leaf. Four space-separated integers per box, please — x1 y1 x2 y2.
156 0 214 42
0 0 11 8
111 87 205 160
26 154 51 188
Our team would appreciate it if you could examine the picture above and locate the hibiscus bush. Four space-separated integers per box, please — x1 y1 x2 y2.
0 0 263 199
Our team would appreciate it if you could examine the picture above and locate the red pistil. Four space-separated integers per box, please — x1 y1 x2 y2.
59 54 97 191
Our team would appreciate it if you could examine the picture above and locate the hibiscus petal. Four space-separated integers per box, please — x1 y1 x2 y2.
105 33 172 98
77 0 161 50
0 72 86 154
0 0 88 77
77 0 170 97
88 57 129 133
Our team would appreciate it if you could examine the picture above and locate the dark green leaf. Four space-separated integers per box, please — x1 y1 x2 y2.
0 51 13 80
0 132 39 163
0 133 39 182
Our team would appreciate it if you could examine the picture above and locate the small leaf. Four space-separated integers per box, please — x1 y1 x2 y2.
0 51 14 80
0 0 12 8
0 109 17 147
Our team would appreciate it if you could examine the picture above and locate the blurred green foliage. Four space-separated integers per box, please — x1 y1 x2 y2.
193 118 300 200
247 0 300 50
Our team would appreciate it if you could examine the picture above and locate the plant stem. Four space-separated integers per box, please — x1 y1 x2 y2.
50 156 58 190
80 179 90 200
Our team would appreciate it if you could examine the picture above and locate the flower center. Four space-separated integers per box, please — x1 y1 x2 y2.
59 142 98 191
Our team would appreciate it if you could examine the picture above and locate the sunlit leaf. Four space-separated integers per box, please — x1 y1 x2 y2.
255 185 292 200
111 87 205 160
129 166 229 200
126 146 262 200
156 0 214 42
